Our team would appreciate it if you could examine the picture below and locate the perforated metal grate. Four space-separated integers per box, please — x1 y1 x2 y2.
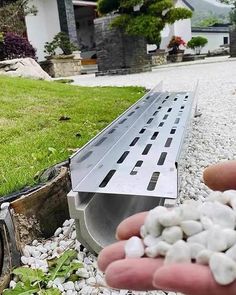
70 83 197 200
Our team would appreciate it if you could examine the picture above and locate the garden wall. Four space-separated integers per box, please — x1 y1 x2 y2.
94 16 151 76
230 29 236 57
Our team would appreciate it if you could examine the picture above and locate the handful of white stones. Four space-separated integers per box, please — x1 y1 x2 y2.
125 190 236 286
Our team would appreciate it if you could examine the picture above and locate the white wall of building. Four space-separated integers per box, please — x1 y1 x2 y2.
191 31 229 54
160 0 192 51
25 0 61 61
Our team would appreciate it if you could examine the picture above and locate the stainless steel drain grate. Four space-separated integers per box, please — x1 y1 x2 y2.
70 83 196 199
68 82 198 253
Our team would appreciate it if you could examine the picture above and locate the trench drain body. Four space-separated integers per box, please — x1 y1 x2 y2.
67 82 198 254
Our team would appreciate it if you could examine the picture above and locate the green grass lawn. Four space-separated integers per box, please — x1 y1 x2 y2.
0 75 145 197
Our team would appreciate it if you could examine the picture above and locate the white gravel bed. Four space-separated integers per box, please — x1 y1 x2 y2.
9 59 236 294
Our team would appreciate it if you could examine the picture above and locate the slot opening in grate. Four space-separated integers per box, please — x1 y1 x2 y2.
128 111 135 117
147 118 154 124
175 118 180 124
117 151 129 164
130 137 140 146
147 172 160 191
99 170 116 188
151 132 159 140
165 138 173 147
130 161 143 175
119 118 127 125
95 137 107 146
108 128 116 134
142 144 152 155
163 115 168 120
158 152 167 165
139 128 146 134
77 151 93 163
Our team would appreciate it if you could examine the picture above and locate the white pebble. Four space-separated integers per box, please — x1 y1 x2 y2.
165 240 191 264
196 249 214 265
207 226 228 252
71 230 77 240
162 226 183 244
200 201 236 229
189 243 205 260
200 216 213 230
143 235 162 247
145 241 171 258
40 253 48 260
21 256 30 265
180 220 203 236
125 236 145 258
180 200 201 221
226 244 236 262
31 249 41 259
57 284 64 292
76 268 90 278
187 230 208 247
86 277 96 285
36 245 48 254
53 277 66 285
209 253 236 285
144 207 166 237
140 225 148 238
63 281 75 291
22 246 31 258
207 191 229 204
158 209 181 227
9 280 16 289
32 240 39 246
54 227 62 237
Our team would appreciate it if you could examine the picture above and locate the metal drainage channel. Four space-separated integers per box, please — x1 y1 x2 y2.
68 82 198 254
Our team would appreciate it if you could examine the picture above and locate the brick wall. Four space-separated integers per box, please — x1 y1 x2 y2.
94 15 151 76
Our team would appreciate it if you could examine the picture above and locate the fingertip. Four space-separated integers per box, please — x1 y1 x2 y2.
97 241 126 272
116 212 148 240
105 258 163 291
203 161 236 191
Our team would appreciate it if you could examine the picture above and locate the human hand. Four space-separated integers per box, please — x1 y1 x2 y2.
97 161 236 295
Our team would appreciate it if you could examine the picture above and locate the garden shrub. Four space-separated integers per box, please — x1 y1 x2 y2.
0 32 37 60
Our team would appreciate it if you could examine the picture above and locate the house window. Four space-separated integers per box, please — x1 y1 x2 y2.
224 37 229 45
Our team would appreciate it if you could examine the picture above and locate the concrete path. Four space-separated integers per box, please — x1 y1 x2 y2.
70 55 236 91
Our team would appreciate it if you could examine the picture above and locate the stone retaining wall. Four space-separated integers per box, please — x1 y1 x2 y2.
94 16 151 76
151 51 167 66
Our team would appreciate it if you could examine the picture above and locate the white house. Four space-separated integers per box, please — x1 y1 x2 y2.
160 0 193 51
191 24 230 54
25 0 193 61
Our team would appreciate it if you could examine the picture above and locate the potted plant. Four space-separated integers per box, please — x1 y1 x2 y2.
187 36 208 55
44 32 78 59
167 36 186 62
40 32 82 78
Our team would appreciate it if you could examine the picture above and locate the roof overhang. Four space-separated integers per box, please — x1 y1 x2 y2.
182 0 194 11
73 1 97 7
